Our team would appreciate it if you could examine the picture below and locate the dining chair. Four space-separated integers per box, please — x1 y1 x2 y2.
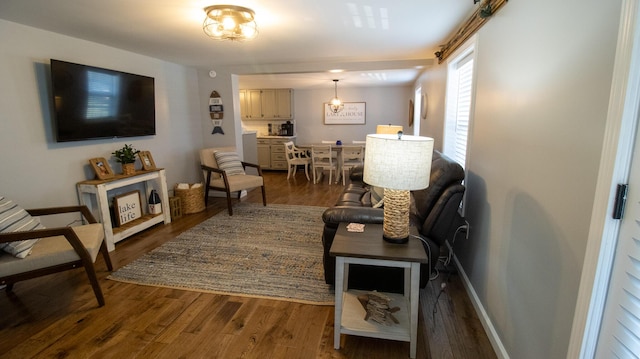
322 140 340 182
311 145 338 184
284 141 311 181
339 145 365 185
321 140 339 160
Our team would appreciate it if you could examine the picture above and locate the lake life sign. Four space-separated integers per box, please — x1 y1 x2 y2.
324 102 366 125
113 190 142 226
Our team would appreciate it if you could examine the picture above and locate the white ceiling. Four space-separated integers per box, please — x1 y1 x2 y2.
0 0 475 89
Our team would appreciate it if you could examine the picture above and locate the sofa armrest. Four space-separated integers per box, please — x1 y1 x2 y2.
322 206 384 224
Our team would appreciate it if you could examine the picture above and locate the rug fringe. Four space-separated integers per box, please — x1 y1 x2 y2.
106 276 335 306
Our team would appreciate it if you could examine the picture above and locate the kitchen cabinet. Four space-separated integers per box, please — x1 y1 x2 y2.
240 88 293 120
257 136 296 170
259 89 277 118
239 90 248 120
269 138 288 170
257 140 271 168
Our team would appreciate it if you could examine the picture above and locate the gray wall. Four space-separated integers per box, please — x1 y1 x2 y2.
239 85 412 144
0 20 203 212
292 85 412 144
416 1 622 358
0 19 412 215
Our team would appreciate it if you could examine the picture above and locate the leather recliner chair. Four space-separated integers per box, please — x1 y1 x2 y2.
321 151 466 292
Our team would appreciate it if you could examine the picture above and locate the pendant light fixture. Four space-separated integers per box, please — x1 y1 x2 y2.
329 79 344 114
202 5 258 41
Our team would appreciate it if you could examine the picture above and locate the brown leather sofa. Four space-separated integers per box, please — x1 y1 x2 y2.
321 150 466 292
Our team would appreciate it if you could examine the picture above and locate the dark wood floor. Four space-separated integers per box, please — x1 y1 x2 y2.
0 170 496 359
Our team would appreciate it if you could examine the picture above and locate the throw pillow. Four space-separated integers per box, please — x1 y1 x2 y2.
214 151 246 176
370 186 385 208
0 196 44 258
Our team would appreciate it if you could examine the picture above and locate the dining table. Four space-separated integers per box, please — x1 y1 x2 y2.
296 143 365 184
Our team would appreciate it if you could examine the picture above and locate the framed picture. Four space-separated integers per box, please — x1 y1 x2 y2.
113 190 142 226
324 102 366 125
421 92 428 119
409 99 414 127
89 157 114 180
138 151 156 170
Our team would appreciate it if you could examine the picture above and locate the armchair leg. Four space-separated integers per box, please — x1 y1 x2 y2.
261 186 267 206
204 172 212 206
100 241 113 271
82 261 105 307
226 190 233 216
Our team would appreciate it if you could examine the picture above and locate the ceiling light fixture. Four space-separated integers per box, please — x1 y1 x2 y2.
202 5 258 41
329 79 344 114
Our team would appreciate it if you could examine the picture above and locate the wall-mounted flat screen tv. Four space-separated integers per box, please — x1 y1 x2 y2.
50 59 156 142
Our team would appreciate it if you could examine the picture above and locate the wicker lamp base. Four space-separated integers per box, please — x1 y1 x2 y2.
382 188 410 244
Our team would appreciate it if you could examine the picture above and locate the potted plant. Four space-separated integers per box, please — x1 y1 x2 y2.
112 144 140 175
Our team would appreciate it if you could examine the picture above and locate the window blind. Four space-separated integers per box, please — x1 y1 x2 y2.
444 52 474 169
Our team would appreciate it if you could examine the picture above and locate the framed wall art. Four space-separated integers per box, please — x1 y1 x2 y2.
89 157 114 180
138 151 156 170
113 190 142 226
323 102 366 125
421 92 428 119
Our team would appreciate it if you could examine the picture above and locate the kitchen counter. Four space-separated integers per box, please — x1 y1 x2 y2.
257 135 296 139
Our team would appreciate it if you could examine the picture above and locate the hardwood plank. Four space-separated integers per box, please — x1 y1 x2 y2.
154 293 216 344
0 171 497 358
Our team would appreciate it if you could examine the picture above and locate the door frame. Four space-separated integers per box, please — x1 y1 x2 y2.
568 0 640 356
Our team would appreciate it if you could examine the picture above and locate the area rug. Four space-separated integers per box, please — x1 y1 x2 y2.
107 203 335 305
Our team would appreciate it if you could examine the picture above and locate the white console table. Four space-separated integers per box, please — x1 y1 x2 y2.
76 169 171 251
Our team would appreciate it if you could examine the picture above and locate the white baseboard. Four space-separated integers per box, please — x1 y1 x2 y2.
452 255 510 359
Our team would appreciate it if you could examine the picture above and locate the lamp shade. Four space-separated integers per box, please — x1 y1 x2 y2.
376 125 403 134
363 134 434 190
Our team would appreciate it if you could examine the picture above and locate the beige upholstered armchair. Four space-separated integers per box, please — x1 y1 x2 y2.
200 147 267 216
0 200 113 307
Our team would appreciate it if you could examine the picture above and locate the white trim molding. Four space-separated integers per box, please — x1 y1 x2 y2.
453 255 509 358
567 0 640 357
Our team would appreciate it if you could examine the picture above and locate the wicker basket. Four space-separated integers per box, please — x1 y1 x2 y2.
174 184 205 214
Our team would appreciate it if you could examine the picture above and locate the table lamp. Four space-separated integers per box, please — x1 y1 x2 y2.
376 124 404 134
363 133 434 244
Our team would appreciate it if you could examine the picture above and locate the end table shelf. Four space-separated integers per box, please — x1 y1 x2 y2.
76 169 171 251
340 290 411 341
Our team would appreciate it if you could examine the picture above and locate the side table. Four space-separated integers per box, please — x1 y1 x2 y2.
330 223 427 358
76 169 171 251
